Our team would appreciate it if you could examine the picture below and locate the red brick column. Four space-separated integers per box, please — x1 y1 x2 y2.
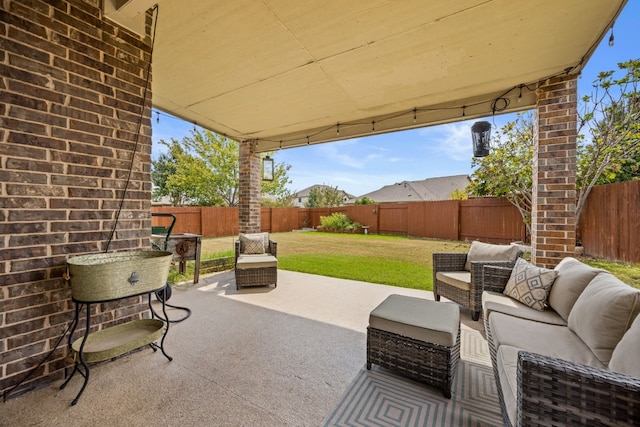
532 75 578 268
238 141 261 233
0 0 154 396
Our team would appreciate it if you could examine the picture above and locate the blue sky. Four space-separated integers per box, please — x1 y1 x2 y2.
151 2 639 197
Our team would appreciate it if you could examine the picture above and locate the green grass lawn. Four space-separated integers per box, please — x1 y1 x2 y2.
174 232 640 290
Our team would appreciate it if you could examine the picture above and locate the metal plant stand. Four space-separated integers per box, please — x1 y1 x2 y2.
60 289 172 405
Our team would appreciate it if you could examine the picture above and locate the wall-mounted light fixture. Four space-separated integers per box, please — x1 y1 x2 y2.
471 121 491 157
262 155 274 181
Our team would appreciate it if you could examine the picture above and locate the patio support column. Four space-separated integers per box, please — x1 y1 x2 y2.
532 74 578 268
238 140 261 233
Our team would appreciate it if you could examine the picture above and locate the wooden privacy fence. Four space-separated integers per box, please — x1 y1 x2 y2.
578 180 639 263
152 180 640 262
152 197 527 245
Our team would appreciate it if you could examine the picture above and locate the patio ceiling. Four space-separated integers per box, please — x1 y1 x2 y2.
108 0 626 152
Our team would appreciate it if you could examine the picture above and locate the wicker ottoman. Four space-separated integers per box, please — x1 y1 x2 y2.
367 294 461 398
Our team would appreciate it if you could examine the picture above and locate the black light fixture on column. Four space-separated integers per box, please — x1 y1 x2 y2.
262 155 274 181
471 121 492 157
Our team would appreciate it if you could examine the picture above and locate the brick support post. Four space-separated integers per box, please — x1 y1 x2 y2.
0 0 154 397
238 141 261 233
532 74 578 268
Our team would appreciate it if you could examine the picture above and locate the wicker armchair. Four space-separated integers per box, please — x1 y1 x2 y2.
234 234 277 290
432 242 521 321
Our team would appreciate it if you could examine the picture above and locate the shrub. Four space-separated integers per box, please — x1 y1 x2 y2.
320 212 357 230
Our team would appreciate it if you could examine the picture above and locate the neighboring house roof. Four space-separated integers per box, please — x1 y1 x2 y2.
354 175 470 203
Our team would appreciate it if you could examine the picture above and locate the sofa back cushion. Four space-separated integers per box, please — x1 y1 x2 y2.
609 313 640 377
548 257 603 321
567 273 640 365
464 241 520 271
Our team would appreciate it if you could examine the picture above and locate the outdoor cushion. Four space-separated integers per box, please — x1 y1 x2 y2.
464 241 520 271
567 273 640 365
482 291 566 326
369 295 459 347
489 312 605 368
609 313 640 377
239 232 269 254
503 258 558 311
435 271 471 291
496 345 520 427
547 257 603 321
236 254 277 269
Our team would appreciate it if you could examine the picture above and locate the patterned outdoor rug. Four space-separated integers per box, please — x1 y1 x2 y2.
323 329 503 427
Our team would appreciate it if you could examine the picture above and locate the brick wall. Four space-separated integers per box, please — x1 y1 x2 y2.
238 140 261 233
1 0 154 397
532 74 578 268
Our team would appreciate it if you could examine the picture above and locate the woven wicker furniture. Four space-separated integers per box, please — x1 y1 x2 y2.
234 233 278 290
482 257 640 426
433 241 521 321
367 295 460 398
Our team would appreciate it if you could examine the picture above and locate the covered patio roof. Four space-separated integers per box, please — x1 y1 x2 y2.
106 0 626 152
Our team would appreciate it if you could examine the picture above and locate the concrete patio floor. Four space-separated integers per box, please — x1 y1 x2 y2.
1 270 485 427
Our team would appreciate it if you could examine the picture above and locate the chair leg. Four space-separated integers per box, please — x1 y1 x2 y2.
435 293 440 301
471 311 480 321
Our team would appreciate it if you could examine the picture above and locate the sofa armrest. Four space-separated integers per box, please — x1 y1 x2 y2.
517 351 640 427
432 252 468 272
482 265 513 293
268 240 277 257
469 258 521 311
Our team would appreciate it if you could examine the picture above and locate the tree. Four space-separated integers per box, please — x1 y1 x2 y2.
468 59 640 234
151 138 194 206
448 189 468 200
304 185 345 207
355 196 376 205
576 59 640 221
467 113 534 235
151 129 292 206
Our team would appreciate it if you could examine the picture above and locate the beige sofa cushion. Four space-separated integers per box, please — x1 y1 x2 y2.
568 273 640 365
435 271 471 291
503 258 558 311
489 312 604 368
369 295 459 347
482 291 566 325
547 257 603 321
464 241 520 271
609 314 640 377
236 254 277 269
239 232 269 254
496 345 520 427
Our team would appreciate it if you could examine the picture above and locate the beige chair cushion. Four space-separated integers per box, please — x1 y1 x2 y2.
236 254 277 269
464 241 520 271
568 273 640 365
503 258 558 311
609 313 640 377
239 232 269 254
547 257 603 321
482 291 566 326
435 271 471 291
369 295 459 347
496 345 520 427
489 312 604 368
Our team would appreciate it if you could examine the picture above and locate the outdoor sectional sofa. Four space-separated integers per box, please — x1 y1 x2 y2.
482 257 640 426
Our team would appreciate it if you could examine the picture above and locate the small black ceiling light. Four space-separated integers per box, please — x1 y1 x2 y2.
471 121 491 157
262 155 274 181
